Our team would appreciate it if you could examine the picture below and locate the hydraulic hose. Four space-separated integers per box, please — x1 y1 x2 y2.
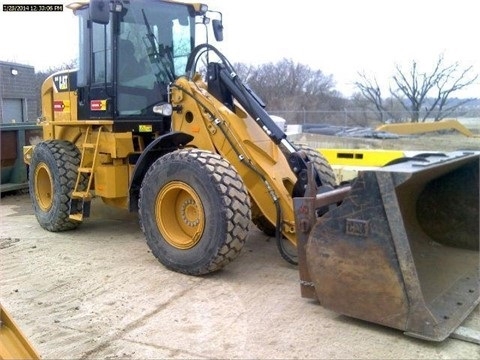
181 44 301 264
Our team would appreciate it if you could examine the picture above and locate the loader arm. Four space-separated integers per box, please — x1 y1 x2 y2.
169 45 325 247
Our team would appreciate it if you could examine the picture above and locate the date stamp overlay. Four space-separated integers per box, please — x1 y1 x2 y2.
3 4 64 12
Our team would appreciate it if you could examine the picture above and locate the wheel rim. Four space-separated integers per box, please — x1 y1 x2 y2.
155 181 205 249
34 162 54 211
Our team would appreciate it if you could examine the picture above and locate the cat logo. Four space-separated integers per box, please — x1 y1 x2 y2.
53 74 69 91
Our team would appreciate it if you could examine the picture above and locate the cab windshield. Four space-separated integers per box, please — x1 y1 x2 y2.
117 1 195 115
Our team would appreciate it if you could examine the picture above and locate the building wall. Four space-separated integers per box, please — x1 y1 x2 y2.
0 61 38 123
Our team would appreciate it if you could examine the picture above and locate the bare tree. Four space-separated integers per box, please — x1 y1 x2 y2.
355 54 478 123
236 58 342 123
354 72 387 122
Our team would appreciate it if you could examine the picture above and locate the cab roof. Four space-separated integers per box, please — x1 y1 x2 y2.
66 0 208 14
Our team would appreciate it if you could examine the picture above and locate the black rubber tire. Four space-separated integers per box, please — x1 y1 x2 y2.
28 140 82 232
139 149 251 275
253 143 337 236
294 143 337 188
252 213 277 237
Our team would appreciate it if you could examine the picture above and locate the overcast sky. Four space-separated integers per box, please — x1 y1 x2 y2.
1 0 478 98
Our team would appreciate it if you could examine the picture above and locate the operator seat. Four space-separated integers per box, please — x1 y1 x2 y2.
118 39 142 82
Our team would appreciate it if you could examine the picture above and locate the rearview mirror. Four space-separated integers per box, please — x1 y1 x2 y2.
212 19 223 42
90 0 110 24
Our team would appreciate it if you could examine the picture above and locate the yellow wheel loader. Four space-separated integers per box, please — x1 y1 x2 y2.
23 0 479 342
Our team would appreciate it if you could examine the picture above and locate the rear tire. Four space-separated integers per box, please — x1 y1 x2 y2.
29 140 82 231
139 149 251 275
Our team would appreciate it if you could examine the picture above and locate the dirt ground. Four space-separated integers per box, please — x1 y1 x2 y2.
1 130 480 359
1 190 479 359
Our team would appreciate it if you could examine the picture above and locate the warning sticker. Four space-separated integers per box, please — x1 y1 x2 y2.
90 100 107 111
53 100 70 112
139 125 152 132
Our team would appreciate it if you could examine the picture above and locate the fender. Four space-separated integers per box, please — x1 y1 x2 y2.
129 131 194 211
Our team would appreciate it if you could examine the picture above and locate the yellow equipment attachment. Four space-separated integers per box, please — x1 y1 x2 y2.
294 151 479 341
376 119 479 137
319 148 405 167
0 304 40 359
319 148 405 183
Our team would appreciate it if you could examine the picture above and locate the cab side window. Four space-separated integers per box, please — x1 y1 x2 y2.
92 21 112 84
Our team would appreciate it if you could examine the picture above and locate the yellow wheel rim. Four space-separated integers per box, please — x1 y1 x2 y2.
155 181 205 249
34 162 53 211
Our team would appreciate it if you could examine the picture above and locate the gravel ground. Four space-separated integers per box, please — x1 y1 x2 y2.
1 191 479 359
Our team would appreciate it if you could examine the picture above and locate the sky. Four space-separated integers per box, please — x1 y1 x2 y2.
1 0 479 98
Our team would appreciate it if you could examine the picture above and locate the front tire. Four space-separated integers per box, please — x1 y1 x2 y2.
294 143 337 188
29 140 82 231
139 149 251 275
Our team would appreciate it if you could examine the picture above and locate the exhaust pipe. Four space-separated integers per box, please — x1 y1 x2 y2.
295 151 479 341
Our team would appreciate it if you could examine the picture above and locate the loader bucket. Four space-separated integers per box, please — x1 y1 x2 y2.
295 151 480 341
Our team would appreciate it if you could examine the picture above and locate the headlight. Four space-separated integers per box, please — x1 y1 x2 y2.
153 103 173 116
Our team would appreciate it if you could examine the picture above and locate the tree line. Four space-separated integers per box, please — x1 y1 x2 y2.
34 55 478 126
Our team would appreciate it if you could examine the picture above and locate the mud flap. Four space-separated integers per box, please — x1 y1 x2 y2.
295 151 479 341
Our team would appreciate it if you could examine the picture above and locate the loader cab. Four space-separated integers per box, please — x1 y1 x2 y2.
72 0 220 136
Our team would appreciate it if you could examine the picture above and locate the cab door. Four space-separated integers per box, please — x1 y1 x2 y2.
76 8 114 120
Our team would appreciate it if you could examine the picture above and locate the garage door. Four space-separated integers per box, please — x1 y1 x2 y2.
2 98 23 123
